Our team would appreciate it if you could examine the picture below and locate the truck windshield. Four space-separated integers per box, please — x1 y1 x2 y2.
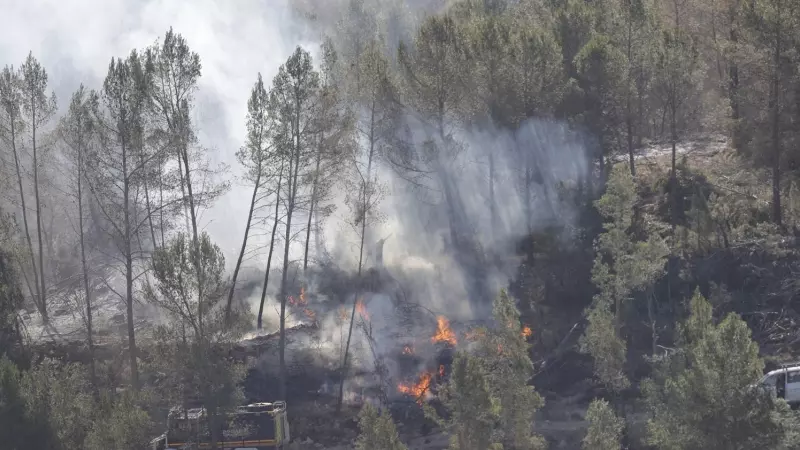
223 413 276 441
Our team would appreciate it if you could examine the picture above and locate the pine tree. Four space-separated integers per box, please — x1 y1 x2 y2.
580 164 668 390
355 403 408 450
268 46 320 400
87 52 153 390
226 73 275 321
144 232 249 446
19 53 57 324
642 289 800 450
475 290 546 449
425 351 502 450
582 398 624 450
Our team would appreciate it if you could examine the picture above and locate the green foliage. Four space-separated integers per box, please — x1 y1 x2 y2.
581 165 668 390
574 33 627 152
428 290 545 450
84 391 153 450
653 26 704 137
21 359 96 450
144 232 249 440
507 25 565 120
582 398 624 450
355 403 408 450
0 357 35 450
642 290 800 450
582 302 629 390
476 290 546 449
426 351 502 450
0 215 23 362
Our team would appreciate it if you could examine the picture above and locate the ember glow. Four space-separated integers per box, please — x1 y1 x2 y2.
288 287 316 321
438 364 445 378
398 372 433 404
522 325 533 338
402 345 414 355
431 316 457 346
356 299 369 321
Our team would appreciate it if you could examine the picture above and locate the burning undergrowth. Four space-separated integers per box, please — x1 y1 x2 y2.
233 267 534 412
223 118 585 418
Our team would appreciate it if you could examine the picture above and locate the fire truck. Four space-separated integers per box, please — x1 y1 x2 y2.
150 401 290 449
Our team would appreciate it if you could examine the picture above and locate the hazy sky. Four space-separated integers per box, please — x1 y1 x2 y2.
0 0 320 264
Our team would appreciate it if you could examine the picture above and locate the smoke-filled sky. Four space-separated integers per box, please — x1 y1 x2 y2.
0 0 315 263
1 0 589 330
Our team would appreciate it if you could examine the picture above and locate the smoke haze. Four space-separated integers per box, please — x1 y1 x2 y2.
0 0 588 353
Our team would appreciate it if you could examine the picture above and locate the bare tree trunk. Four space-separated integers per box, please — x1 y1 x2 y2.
770 17 783 226
728 4 740 148
278 116 302 401
143 155 158 247
77 138 97 394
667 90 678 310
227 165 261 320
122 136 139 390
31 104 47 322
179 141 205 334
489 152 496 237
258 165 284 330
337 104 376 412
9 113 44 321
626 8 636 177
303 143 323 272
158 156 166 248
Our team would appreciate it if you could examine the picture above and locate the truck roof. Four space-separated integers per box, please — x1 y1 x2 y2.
760 365 800 381
167 401 287 420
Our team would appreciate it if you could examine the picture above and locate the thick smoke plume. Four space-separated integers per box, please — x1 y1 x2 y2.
1 0 589 403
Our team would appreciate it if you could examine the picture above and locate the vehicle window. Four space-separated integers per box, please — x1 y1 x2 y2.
788 371 800 384
762 374 777 387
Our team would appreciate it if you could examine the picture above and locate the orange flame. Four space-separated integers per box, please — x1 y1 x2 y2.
356 299 369 321
431 316 457 346
398 372 433 404
522 325 532 338
439 364 445 378
402 345 414 355
289 288 315 321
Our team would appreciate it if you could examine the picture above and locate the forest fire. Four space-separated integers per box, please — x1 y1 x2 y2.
522 325 532 338
288 287 316 321
398 372 433 404
431 316 457 346
356 299 369 321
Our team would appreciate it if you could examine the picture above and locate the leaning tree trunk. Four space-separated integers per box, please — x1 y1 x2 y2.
257 163 284 330
31 103 48 324
9 115 44 321
227 166 262 321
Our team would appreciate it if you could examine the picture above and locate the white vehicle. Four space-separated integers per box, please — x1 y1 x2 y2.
757 363 800 406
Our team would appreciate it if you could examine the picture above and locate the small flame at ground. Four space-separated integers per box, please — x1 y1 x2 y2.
522 325 532 338
356 299 369 321
431 316 457 346
288 288 316 321
439 364 445 378
398 372 433 404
